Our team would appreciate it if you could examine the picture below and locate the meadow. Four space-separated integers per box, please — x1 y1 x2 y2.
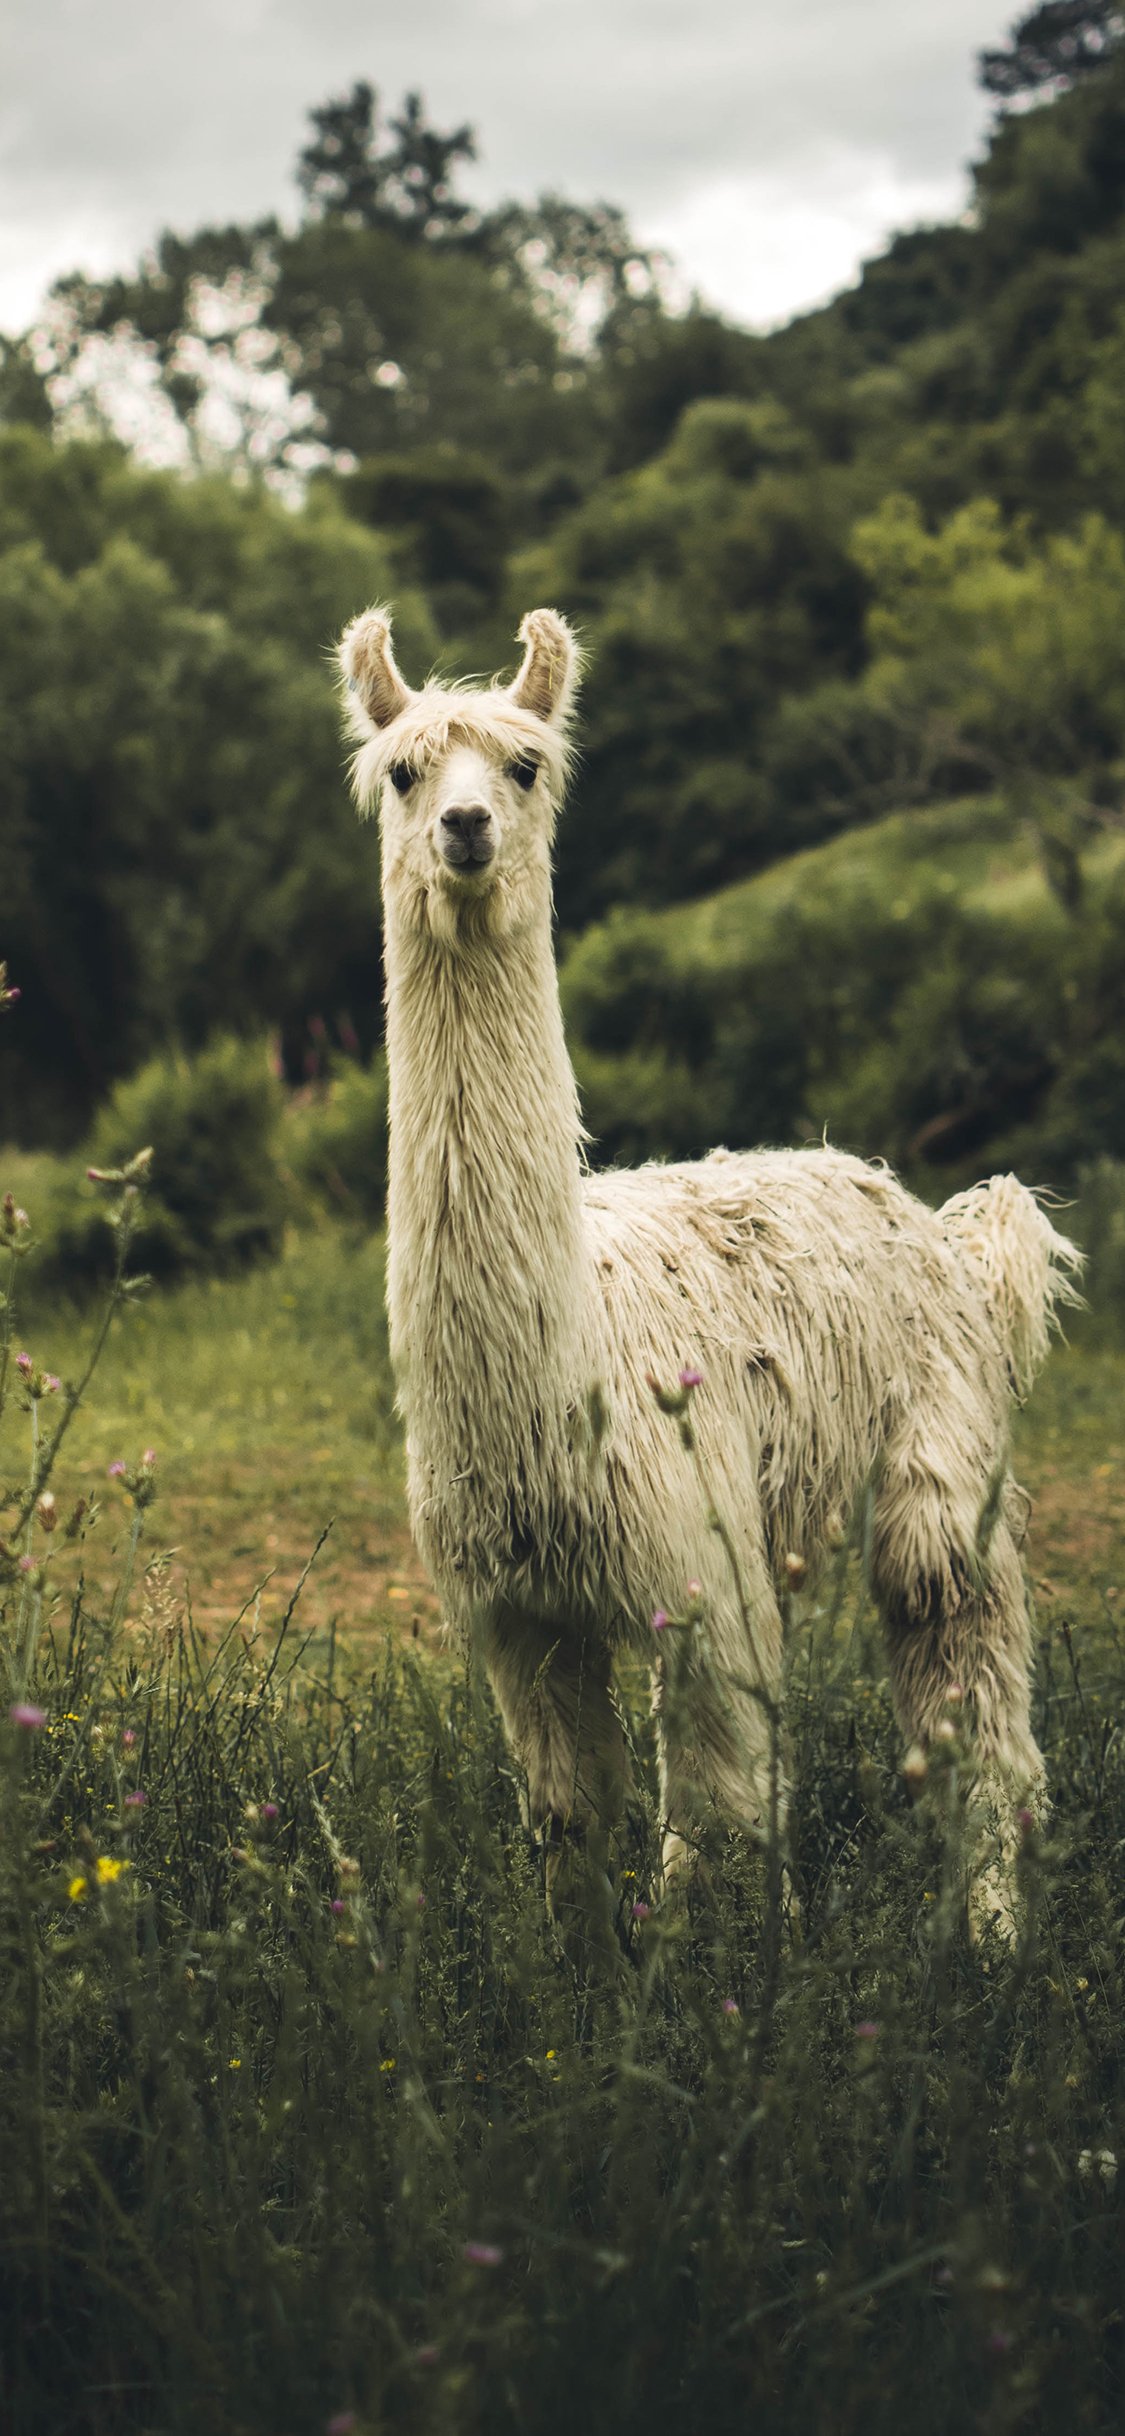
1 1184 1123 2436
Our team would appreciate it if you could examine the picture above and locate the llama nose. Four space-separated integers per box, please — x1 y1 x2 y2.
440 806 494 866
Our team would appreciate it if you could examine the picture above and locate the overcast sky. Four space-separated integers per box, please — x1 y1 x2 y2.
1 0 1018 336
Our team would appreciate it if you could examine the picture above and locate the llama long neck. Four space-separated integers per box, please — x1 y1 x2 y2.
383 900 590 1495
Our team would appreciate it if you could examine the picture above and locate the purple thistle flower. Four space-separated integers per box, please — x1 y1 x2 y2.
124 1790 146 1808
262 1802 278 1821
1017 1806 1034 1834
9 1702 46 1730
142 1447 156 1467
331 1898 346 1915
722 1997 739 2015
855 2021 880 2041
108 1460 126 1479
686 1578 701 1598
651 1609 668 1633
15 1351 32 1375
416 1892 425 1911
18 1554 34 1575
122 1728 136 1748
43 1374 60 1394
463 2241 503 2267
679 1367 703 1390
631 1901 651 1921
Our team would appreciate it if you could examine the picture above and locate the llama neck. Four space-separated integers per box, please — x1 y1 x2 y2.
383 903 589 1468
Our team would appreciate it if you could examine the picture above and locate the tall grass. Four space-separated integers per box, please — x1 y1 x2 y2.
1 1187 1123 2436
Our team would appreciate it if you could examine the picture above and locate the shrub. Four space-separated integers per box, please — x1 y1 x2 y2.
281 1051 389 1222
58 1034 286 1281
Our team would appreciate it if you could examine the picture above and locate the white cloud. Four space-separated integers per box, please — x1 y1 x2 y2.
0 0 1018 335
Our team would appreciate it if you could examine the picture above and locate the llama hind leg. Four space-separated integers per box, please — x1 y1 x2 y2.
872 1466 1044 1936
656 1599 788 1884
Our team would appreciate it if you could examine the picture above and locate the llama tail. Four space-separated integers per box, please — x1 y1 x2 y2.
938 1174 1084 1399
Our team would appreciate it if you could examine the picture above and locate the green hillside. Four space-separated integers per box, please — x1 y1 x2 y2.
561 794 1125 1190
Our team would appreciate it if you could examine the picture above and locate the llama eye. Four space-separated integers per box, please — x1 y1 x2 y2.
508 758 539 792
387 762 415 796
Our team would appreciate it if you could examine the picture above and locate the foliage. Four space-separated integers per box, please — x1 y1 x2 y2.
979 1 1125 103
0 1197 1123 2434
0 429 432 1144
282 1053 390 1227
559 796 1125 1188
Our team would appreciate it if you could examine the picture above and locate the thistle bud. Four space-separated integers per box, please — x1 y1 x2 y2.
902 1744 928 1790
36 1492 57 1532
784 1551 807 1589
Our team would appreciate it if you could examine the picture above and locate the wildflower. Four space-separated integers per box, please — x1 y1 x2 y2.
36 1492 57 1531
783 1551 806 1588
95 1855 129 1886
1017 1806 1035 1835
331 1898 346 1915
229 2059 242 2070
416 1892 425 1910
679 1367 703 1390
124 1790 146 1808
15 1352 31 1375
722 1997 739 2016
18 1555 34 1575
902 1745 928 1789
380 2059 396 2072
122 1728 136 1749
142 1447 156 1468
68 1875 88 1903
854 2021 879 2041
1077 2149 1117 2188
685 1578 701 1599
42 1374 59 1394
934 1718 956 1742
9 1702 46 1730
651 1609 668 1634
631 1901 651 1922
463 2241 503 2266
108 1461 126 1479
946 1681 964 1706
262 1802 278 1821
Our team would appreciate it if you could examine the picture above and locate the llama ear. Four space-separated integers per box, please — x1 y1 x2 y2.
338 607 414 731
507 608 579 727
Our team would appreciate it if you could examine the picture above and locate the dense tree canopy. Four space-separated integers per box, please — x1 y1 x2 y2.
1 34 1124 1179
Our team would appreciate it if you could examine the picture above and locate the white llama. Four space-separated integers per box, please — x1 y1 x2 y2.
339 602 1080 1914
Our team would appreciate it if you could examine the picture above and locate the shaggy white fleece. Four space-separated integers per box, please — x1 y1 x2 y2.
339 603 1081 1917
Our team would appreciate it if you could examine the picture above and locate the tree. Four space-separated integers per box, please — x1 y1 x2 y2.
979 2 1124 102
296 81 479 243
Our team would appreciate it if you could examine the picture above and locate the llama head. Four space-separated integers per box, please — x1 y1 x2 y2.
338 606 581 940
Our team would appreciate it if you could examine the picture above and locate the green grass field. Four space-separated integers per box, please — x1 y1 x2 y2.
1 1223 1123 2435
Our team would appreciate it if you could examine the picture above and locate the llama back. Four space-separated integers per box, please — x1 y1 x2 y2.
938 1175 1084 1400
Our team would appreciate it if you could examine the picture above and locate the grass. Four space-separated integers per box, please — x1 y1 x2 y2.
1 1217 1124 2434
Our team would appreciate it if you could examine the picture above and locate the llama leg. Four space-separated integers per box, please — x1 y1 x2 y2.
873 1464 1043 1937
655 1598 787 1880
482 1604 631 1841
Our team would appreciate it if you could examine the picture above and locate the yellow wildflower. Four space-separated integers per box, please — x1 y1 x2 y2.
68 1875 87 1903
95 1855 129 1885
380 2058 396 2072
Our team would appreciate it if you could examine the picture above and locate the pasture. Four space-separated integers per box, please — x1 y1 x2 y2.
1 1218 1122 2435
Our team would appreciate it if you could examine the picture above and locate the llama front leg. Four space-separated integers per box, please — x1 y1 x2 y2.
482 1604 631 1842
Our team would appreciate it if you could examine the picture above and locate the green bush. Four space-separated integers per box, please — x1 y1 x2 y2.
59 1034 286 1281
281 1051 389 1222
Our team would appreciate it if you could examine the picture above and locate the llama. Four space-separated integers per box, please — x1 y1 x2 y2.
339 601 1081 1924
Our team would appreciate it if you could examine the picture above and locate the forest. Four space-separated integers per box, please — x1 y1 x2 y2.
2 6 1125 1217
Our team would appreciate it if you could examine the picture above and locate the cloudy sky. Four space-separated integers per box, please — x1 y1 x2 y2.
1 0 1018 336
